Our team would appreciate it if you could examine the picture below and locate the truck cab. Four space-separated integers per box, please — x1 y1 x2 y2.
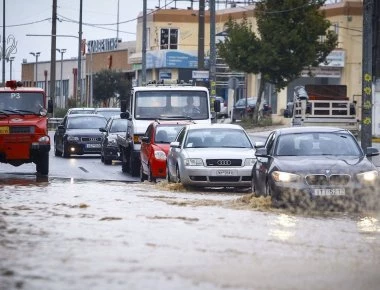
0 80 53 175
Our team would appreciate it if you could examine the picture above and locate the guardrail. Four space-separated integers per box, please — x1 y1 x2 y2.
48 117 63 130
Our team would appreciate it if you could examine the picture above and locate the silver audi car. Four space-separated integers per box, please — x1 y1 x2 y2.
166 123 256 188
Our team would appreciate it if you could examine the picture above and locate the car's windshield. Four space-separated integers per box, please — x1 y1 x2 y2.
185 128 252 148
67 116 107 129
276 132 362 156
95 109 120 120
155 124 186 144
135 90 209 120
109 119 129 133
0 92 44 114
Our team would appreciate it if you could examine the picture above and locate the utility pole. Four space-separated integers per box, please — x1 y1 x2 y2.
2 0 5 84
78 0 83 105
361 0 373 149
209 0 216 99
142 0 147 85
50 0 57 112
198 0 205 71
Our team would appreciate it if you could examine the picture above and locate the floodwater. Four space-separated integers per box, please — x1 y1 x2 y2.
1 177 380 290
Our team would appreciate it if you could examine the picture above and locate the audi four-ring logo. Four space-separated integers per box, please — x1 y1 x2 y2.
217 160 231 165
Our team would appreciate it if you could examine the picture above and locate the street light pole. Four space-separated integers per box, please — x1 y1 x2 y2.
8 56 15 80
56 48 66 108
30 52 41 86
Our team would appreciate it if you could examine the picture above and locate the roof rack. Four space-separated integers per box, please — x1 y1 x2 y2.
146 79 194 87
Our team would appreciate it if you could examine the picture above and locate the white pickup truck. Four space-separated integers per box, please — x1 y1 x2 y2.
117 80 219 176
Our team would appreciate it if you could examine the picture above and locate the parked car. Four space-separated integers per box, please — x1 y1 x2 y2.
54 114 107 158
215 96 228 118
140 120 192 182
66 107 95 115
166 123 256 188
231 97 257 121
94 107 121 121
99 115 131 164
252 126 379 208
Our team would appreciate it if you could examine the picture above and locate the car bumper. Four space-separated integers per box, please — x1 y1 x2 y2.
180 166 253 187
104 146 120 160
66 141 102 155
151 159 167 179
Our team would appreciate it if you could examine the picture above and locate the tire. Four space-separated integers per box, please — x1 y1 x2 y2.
166 166 172 183
175 165 181 183
36 152 49 175
129 150 140 177
62 142 70 158
100 154 105 163
140 164 147 182
54 144 61 157
120 148 128 172
147 164 156 183
104 157 112 165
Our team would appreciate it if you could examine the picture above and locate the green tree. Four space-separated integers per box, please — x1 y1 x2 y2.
93 69 131 107
217 0 338 124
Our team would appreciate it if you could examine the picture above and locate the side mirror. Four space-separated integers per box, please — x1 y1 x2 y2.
120 99 128 112
141 136 150 143
365 147 379 157
214 99 221 113
170 141 181 148
99 127 107 133
254 141 265 148
57 124 65 130
47 99 53 114
120 111 130 119
255 147 268 157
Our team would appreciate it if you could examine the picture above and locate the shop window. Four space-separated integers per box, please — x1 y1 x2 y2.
160 28 178 50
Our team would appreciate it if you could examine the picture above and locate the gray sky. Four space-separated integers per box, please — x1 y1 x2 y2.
1 0 157 80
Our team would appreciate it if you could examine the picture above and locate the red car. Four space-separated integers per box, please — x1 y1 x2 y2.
140 120 192 182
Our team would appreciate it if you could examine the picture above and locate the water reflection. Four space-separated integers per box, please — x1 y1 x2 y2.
269 214 297 241
357 217 380 241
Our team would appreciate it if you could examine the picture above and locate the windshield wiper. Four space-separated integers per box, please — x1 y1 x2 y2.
0 110 10 116
13 109 40 115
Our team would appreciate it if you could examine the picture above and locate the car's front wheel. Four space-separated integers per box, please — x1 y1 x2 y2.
175 165 181 183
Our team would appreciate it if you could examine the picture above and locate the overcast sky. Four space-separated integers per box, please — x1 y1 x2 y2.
1 0 196 80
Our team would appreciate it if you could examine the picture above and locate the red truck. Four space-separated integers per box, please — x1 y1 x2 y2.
0 80 53 175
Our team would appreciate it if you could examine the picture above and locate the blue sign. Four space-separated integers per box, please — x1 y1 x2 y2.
146 50 198 69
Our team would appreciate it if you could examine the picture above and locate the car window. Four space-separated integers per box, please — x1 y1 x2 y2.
184 128 252 148
110 119 129 133
156 125 186 144
275 132 362 156
67 116 107 129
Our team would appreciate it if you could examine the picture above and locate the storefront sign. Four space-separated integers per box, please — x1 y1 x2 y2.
319 50 345 67
87 38 118 53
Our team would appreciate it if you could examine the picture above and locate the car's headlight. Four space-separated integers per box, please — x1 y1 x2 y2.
272 171 301 182
67 136 79 141
154 150 167 160
184 158 204 166
357 170 379 184
244 158 256 166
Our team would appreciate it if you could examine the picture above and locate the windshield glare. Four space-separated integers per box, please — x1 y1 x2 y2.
134 91 209 120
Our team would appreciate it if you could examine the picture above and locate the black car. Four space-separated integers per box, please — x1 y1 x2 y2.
54 114 107 157
232 97 257 121
252 126 379 208
99 115 130 164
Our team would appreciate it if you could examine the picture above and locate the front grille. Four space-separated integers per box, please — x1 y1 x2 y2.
206 159 242 166
10 126 34 134
305 174 350 186
81 137 101 142
209 176 240 182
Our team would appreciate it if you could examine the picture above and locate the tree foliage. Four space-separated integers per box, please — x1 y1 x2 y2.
217 0 338 123
92 69 132 107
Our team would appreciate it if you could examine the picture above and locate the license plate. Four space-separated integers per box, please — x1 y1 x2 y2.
0 126 9 134
314 188 345 196
216 170 234 176
86 143 101 148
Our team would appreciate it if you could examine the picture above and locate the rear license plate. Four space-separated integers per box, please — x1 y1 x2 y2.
314 188 345 196
0 126 9 134
86 144 101 148
216 170 234 176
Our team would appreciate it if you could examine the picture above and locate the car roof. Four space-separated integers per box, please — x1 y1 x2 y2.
274 126 351 135
186 123 244 130
67 113 106 118
94 107 120 111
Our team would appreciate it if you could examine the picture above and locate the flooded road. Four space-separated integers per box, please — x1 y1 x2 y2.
1 176 380 290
